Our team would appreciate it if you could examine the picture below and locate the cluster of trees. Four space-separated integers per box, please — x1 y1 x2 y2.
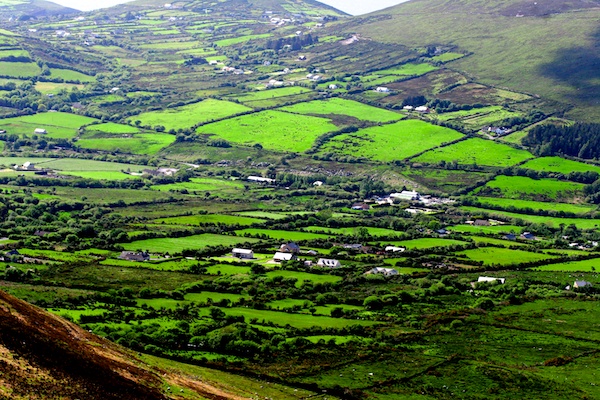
523 123 600 159
265 34 318 51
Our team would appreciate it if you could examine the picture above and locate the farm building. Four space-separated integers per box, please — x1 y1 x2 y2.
14 162 37 171
352 203 370 210
521 232 535 240
232 248 254 259
390 191 420 201
403 105 414 111
34 128 47 134
273 252 297 262
143 168 179 177
328 84 338 90
366 267 398 276
280 242 300 253
375 87 390 93
478 276 506 284
415 106 430 113
119 251 150 262
574 280 592 289
317 258 341 268
503 233 516 240
247 176 275 184
385 246 405 253
313 181 323 186
474 219 490 226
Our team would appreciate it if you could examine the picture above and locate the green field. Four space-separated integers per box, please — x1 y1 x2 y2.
77 133 175 154
130 99 252 131
472 196 597 215
533 258 600 272
461 206 600 230
229 86 313 107
474 176 585 201
521 157 600 175
121 233 260 253
150 177 244 193
280 98 403 123
235 228 330 241
214 33 272 47
38 158 147 172
303 226 401 238
34 81 84 94
85 123 140 134
451 224 525 235
197 110 338 152
319 120 463 161
205 264 252 275
48 68 95 82
455 247 556 266
385 238 467 249
413 138 533 166
361 63 438 85
0 61 40 77
153 214 264 226
0 112 98 139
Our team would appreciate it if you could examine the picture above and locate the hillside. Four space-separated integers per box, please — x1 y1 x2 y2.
348 0 600 121
0 0 77 19
0 289 246 400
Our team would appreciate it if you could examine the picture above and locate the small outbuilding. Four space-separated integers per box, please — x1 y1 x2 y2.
273 252 296 262
232 248 254 259
574 280 592 289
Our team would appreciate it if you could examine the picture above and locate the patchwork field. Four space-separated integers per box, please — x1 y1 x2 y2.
384 238 467 249
413 138 533 167
197 110 338 152
153 214 264 226
0 61 40 77
473 176 586 201
229 86 314 108
130 99 252 131
455 247 556 266
77 132 175 154
150 178 245 193
461 207 600 230
472 196 597 215
521 157 600 175
280 98 403 123
0 112 98 139
121 233 261 253
533 258 600 272
318 120 463 161
235 228 330 241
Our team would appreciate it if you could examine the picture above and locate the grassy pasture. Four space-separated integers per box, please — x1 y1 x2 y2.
197 110 338 152
533 258 600 272
455 247 556 266
86 123 139 134
460 206 600 230
233 211 291 220
319 120 463 161
228 86 312 105
130 99 252 131
150 178 245 193
361 63 438 86
77 133 175 154
435 105 504 121
39 158 147 172
0 61 40 77
58 171 141 180
48 68 95 82
205 264 252 275
34 81 84 94
521 157 600 175
214 33 272 47
474 176 585 201
385 238 467 249
280 98 403 123
468 236 529 248
236 228 330 241
413 138 533 166
303 226 401 238
121 233 261 253
0 112 98 139
222 307 374 329
153 214 264 226
100 258 199 272
473 196 597 215
451 224 523 235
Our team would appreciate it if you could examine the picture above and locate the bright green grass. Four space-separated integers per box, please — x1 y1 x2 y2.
138 41 199 50
153 214 264 226
130 99 252 131
34 81 84 94
280 98 403 123
235 228 330 241
468 236 528 248
264 270 341 287
0 61 40 77
86 123 139 134
222 307 374 329
231 86 312 103
268 299 362 315
58 171 141 180
303 226 401 237
185 292 249 303
233 211 290 220
521 157 600 175
386 238 466 250
100 258 198 271
0 112 98 139
38 158 147 172
319 120 463 161
455 247 556 266
474 176 585 200
413 138 533 166
451 224 522 235
150 178 244 192
460 206 600 230
48 68 95 82
205 264 252 275
435 106 504 121
197 110 337 152
473 197 597 215
77 133 175 155
533 258 600 272
121 233 261 253
0 49 29 59
385 238 467 249
214 33 272 47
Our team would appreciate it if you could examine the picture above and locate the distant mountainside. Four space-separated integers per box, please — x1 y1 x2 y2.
0 0 78 19
0 290 242 400
347 0 600 121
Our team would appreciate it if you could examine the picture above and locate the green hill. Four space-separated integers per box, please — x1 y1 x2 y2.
0 0 78 19
348 0 600 121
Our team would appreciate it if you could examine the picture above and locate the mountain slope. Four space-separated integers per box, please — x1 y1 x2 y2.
0 0 78 19
0 290 243 400
348 0 600 121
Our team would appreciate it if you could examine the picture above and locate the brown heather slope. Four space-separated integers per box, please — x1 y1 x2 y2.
0 290 243 400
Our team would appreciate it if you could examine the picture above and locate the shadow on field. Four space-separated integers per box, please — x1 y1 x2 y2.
539 25 600 105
